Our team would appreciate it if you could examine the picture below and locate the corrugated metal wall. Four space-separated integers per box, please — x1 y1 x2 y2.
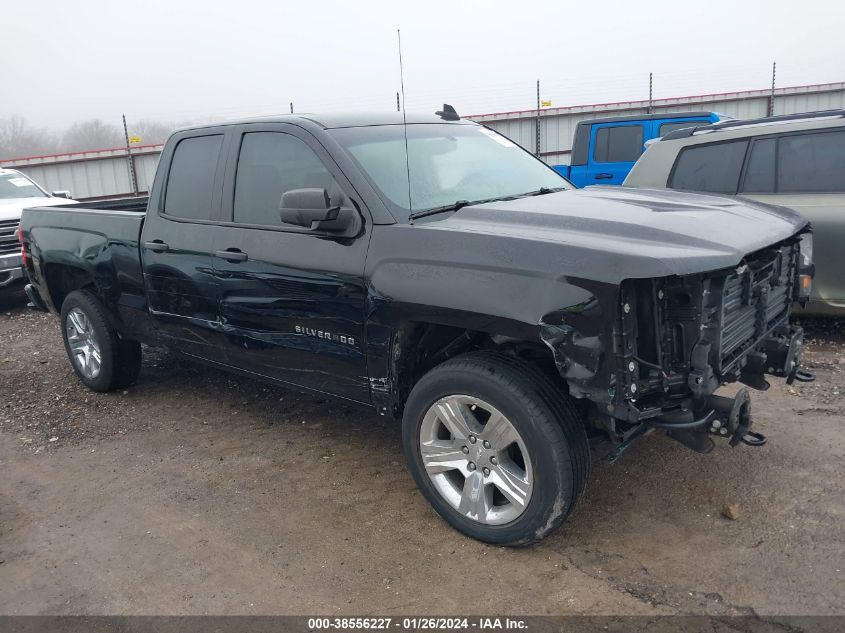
1 82 843 199
468 82 845 165
1 145 162 200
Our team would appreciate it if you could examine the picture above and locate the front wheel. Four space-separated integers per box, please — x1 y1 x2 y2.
402 351 589 545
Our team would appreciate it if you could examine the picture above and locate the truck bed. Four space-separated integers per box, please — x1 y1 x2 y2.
20 197 150 327
39 196 149 214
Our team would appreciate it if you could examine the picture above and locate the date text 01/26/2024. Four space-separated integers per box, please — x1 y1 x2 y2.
306 618 528 630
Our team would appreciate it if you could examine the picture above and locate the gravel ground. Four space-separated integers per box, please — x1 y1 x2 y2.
0 286 843 616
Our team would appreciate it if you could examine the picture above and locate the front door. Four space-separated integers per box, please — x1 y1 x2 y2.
584 121 645 186
140 132 228 362
213 124 371 403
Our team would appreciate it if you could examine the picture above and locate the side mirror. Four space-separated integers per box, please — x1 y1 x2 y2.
280 188 351 231
52 190 72 199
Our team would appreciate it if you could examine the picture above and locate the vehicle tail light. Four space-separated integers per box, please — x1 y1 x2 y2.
16 224 27 266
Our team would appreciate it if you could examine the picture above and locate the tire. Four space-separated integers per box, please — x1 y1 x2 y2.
402 351 590 545
60 290 142 392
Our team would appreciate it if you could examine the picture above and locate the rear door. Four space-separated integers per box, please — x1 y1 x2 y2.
140 131 228 362
584 121 645 185
739 128 845 308
212 123 372 403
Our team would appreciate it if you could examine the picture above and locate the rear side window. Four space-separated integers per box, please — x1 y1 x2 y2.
670 140 748 194
777 130 845 193
164 135 223 220
233 132 336 226
594 126 644 163
741 138 776 193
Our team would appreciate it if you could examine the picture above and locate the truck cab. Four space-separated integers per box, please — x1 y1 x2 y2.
554 112 724 187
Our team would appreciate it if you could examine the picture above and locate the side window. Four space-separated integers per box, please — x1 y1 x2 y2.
777 130 845 193
593 125 644 163
164 135 223 220
669 140 748 194
741 138 776 193
234 132 336 226
659 120 708 137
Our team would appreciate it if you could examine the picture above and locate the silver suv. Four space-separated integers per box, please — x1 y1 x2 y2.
625 111 845 315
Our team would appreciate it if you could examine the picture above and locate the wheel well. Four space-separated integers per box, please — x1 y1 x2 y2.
390 322 562 415
44 264 95 311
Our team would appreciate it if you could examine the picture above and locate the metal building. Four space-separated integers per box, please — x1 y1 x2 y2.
1 144 163 200
1 82 844 200
468 81 845 165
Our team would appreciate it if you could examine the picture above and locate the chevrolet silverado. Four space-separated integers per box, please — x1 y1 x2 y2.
19 109 814 544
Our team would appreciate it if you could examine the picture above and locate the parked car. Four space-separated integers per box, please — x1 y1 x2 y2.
0 168 74 290
624 110 845 315
553 111 726 186
21 110 813 545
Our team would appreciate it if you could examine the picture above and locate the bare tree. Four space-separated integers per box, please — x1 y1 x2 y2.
62 119 123 152
0 115 57 159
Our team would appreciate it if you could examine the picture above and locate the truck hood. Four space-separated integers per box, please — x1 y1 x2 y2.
0 197 78 222
431 186 808 282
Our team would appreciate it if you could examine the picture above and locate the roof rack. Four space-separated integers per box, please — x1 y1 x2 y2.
661 109 845 140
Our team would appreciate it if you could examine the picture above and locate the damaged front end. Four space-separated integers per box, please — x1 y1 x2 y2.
542 234 814 458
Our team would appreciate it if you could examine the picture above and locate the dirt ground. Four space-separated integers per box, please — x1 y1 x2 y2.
0 286 842 616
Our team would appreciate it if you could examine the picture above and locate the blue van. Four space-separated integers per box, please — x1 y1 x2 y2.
554 112 725 187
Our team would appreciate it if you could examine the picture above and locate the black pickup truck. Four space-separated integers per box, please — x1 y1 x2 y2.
20 110 813 545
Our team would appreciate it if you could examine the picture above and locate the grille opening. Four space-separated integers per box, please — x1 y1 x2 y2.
673 291 692 306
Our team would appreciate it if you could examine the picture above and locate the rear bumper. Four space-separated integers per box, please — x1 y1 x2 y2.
0 252 24 288
25 283 49 311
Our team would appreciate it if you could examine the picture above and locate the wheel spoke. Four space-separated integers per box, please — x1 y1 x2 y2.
435 399 477 440
68 311 86 336
458 471 491 521
480 412 520 449
488 461 530 508
88 346 101 373
421 440 468 474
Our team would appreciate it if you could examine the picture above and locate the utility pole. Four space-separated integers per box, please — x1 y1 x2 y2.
290 102 294 114
122 114 139 197
768 62 777 116
396 92 400 112
535 80 541 157
648 72 653 114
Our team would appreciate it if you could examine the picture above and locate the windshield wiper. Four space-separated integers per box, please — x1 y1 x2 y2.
524 186 563 196
408 199 474 222
407 188 565 222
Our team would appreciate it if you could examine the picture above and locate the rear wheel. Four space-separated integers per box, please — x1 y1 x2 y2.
402 351 590 545
60 290 141 392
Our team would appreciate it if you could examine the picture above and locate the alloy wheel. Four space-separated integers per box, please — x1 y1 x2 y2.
419 394 533 525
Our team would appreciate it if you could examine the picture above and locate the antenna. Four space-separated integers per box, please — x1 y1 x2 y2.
397 28 413 216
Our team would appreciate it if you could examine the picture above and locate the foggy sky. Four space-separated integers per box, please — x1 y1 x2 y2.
4 0 844 130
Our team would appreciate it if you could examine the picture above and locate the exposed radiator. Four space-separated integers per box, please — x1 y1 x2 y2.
716 241 797 372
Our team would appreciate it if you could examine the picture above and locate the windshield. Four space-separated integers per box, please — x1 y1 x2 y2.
330 123 570 214
0 172 47 200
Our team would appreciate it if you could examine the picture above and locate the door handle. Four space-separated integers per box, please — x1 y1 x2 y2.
595 173 613 180
215 249 248 262
143 240 169 253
